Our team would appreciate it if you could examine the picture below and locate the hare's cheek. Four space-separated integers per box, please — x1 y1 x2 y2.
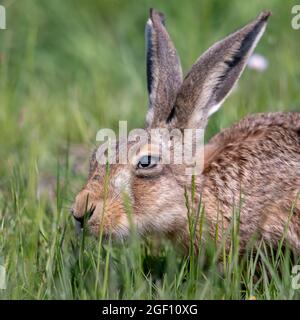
88 199 130 238
111 170 134 204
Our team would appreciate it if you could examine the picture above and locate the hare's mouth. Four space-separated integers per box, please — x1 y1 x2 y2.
74 201 130 240
73 205 96 235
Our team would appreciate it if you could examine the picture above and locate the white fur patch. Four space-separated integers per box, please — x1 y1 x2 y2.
112 169 132 198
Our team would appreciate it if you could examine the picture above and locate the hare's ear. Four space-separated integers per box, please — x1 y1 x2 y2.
168 11 271 130
145 9 183 128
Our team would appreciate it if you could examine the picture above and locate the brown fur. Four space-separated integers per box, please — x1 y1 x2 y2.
202 113 300 252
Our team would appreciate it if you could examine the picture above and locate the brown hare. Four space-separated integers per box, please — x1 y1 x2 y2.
72 9 300 254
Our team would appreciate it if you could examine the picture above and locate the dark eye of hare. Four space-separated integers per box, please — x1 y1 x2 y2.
137 155 159 169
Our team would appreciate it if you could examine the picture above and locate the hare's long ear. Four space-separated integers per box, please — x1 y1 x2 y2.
145 9 183 128
168 11 271 130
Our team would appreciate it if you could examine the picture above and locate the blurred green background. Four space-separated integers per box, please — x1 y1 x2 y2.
0 0 300 299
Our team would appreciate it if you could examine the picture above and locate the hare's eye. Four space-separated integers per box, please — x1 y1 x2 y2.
137 155 159 169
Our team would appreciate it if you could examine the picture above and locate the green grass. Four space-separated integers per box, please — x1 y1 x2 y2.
0 0 300 299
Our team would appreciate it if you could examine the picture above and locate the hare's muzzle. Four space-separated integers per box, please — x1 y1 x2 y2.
71 189 98 230
71 187 129 238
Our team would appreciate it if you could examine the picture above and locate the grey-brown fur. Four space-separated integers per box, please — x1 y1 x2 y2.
202 112 300 252
72 9 300 254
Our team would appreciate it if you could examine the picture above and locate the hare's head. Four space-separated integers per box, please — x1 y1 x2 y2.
72 9 270 240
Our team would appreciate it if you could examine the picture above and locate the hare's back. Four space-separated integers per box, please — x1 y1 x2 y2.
208 112 300 147
202 113 300 251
